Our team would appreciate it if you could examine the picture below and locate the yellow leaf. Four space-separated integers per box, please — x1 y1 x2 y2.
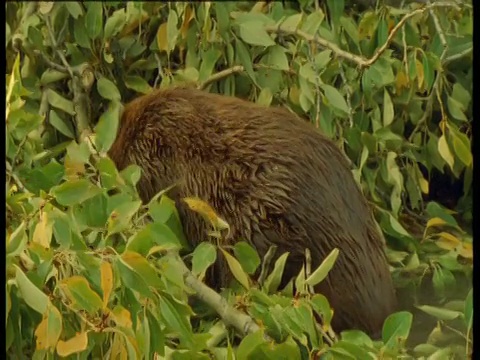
289 85 300 105
64 155 85 180
416 59 424 91
157 22 169 52
35 305 63 351
220 248 250 290
180 5 195 39
418 177 429 194
38 2 55 14
100 262 113 308
426 217 447 229
183 197 230 233
110 333 126 359
458 242 472 259
438 135 454 169
32 211 53 249
56 332 88 357
395 70 410 94
112 306 133 329
435 232 461 251
251 1 267 13
120 12 149 37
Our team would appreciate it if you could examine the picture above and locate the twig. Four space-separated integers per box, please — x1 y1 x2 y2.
6 161 26 192
45 15 73 76
265 25 367 68
315 323 337 346
265 2 462 69
197 66 245 90
197 64 296 91
444 47 473 65
305 248 314 294
363 7 427 67
34 50 68 73
307 39 322 129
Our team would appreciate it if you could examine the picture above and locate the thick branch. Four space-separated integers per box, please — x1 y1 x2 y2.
181 262 266 337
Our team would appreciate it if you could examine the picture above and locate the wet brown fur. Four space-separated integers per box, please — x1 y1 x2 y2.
108 87 397 337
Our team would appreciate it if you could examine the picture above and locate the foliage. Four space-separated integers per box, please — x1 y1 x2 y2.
6 1 472 359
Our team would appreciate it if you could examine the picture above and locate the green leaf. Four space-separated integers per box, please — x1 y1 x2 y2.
49 110 75 138
340 16 359 46
67 141 91 164
280 13 303 30
264 45 289 71
422 53 435 92
40 69 69 85
314 50 332 69
450 131 472 167
239 21 275 47
61 276 103 314
198 48 222 83
65 2 84 19
236 39 257 85
191 242 217 278
376 18 388 47
14 265 50 314
126 222 182 256
451 83 471 109
438 134 455 169
85 2 103 40
51 179 102 206
121 251 163 288
175 68 200 84
104 8 126 39
321 84 349 114
221 248 250 290
95 100 121 154
74 17 91 49
305 248 340 287
97 77 121 101
425 202 458 227
167 10 179 53
382 89 394 127
107 200 142 235
257 87 273 106
258 336 302 360
124 75 153 94
80 193 109 228
263 252 289 293
116 257 153 298
233 242 261 275
51 210 72 248
447 96 468 122
388 213 411 238
416 305 462 321
327 0 344 26
97 157 119 190
6 222 27 258
120 164 142 186
301 11 325 35
382 311 413 349
47 89 75 115
159 294 194 347
237 330 267 360
464 288 473 327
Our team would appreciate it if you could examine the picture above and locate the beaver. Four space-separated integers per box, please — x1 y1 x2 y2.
108 87 397 337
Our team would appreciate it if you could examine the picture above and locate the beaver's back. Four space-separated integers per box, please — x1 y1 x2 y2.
108 87 396 337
